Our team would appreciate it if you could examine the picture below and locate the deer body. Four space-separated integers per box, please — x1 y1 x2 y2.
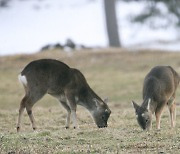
17 59 111 132
132 66 179 130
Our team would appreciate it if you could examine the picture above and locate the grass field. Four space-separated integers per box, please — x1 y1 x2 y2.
1 48 180 153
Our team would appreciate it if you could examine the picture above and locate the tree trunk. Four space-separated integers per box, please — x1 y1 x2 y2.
104 0 121 47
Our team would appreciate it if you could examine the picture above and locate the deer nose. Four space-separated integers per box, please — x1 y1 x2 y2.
98 124 107 128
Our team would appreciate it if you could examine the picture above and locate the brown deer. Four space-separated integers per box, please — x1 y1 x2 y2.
132 66 179 130
17 59 111 132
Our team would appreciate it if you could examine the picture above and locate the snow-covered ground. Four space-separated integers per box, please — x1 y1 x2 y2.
117 1 180 51
0 0 180 56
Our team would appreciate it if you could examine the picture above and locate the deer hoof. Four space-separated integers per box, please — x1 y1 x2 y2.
33 127 37 131
17 127 20 133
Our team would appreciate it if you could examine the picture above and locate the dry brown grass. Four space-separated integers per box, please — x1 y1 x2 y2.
1 48 180 153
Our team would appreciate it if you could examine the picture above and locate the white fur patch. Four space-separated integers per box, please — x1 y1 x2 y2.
147 98 151 110
18 74 27 86
141 113 145 117
75 96 79 102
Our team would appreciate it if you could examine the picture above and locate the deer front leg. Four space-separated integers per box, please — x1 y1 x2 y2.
168 101 176 128
59 100 71 129
155 104 165 130
66 93 78 129
66 110 71 129
71 109 77 129
155 113 161 130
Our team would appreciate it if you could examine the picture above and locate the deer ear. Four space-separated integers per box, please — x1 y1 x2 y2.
103 97 108 104
147 98 151 111
132 101 140 112
93 98 99 107
105 109 109 113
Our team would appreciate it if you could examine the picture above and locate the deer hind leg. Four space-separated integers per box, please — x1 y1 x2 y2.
17 95 28 132
155 103 166 130
26 104 36 131
18 88 46 132
25 90 46 131
167 97 176 128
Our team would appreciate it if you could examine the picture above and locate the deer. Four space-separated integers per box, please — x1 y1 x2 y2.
17 59 111 132
132 66 179 131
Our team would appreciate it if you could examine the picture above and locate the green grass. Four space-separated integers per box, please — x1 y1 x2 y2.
1 49 180 153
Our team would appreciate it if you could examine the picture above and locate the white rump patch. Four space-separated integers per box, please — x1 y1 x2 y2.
18 74 28 86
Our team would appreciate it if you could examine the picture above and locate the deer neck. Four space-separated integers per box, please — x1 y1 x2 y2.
142 98 156 114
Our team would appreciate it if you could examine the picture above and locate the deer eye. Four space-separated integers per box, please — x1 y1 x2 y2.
102 115 106 120
145 119 148 123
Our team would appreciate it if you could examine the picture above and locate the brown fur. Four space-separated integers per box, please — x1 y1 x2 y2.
132 66 180 130
17 59 111 132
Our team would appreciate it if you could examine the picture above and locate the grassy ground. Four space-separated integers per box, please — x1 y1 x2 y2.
1 48 180 153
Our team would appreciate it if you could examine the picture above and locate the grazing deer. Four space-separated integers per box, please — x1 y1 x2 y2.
132 66 179 130
17 59 111 132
